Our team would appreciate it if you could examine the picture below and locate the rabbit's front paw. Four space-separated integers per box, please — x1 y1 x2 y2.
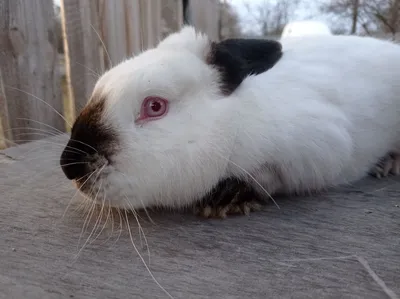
370 152 400 178
194 178 264 219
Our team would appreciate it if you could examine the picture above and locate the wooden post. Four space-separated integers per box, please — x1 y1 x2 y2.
161 0 182 37
60 0 103 116
0 0 65 144
100 0 128 67
101 0 161 61
139 0 162 50
124 0 142 56
0 69 11 148
187 0 220 41
151 0 162 46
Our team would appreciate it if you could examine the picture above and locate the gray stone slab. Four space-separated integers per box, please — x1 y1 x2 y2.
1 135 399 299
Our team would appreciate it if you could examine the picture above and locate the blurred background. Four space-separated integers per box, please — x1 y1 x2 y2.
0 0 399 149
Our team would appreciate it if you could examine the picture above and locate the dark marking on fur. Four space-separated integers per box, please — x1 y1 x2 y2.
207 38 283 95
60 98 117 181
369 151 400 178
195 178 266 218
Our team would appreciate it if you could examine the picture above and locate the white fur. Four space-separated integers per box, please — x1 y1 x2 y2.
87 26 400 209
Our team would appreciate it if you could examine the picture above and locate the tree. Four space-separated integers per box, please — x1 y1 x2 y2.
320 0 400 37
363 0 400 36
321 0 360 34
243 0 300 37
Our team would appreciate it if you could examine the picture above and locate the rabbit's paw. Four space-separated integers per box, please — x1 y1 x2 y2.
370 152 400 178
194 178 264 219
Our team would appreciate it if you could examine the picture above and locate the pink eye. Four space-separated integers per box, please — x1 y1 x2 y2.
136 96 169 123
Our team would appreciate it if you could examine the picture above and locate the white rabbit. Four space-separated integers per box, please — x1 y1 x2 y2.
60 26 400 218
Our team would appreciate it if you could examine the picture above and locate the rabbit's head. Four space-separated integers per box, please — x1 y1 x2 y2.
59 26 282 209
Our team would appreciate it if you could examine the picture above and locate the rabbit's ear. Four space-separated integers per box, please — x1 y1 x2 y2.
158 27 283 95
157 26 211 60
207 39 283 95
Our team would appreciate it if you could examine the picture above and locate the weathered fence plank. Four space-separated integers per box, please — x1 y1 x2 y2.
0 69 11 148
60 0 103 116
151 0 163 46
188 0 220 41
0 0 64 144
100 0 129 67
139 0 162 50
161 0 184 38
124 0 143 56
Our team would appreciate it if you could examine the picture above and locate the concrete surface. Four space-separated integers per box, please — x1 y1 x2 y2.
0 135 399 299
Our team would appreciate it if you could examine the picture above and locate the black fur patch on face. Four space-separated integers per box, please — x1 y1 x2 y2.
207 38 283 95
60 99 117 181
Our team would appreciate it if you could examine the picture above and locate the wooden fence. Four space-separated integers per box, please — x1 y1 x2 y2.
0 0 221 148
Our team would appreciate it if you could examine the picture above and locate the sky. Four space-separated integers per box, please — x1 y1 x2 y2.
226 0 349 34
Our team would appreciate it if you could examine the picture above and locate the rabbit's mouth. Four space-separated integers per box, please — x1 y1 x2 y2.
72 165 109 201
59 97 119 184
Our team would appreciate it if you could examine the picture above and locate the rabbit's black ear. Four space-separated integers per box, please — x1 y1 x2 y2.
207 38 283 95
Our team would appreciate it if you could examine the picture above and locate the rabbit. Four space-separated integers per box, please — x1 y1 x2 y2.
60 26 400 219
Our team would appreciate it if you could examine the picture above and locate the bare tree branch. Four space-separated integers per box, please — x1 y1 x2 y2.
243 0 300 36
320 0 400 35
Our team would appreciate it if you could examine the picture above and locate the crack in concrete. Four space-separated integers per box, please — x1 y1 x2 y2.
0 152 16 163
279 255 399 299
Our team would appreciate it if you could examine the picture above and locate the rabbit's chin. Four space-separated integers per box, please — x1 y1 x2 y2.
73 157 230 211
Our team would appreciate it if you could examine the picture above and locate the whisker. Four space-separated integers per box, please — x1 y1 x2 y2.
96 200 117 246
111 207 124 247
90 198 112 246
6 127 60 137
140 203 156 226
58 144 89 155
0 137 88 156
63 171 97 219
76 167 105 252
65 138 98 154
58 148 84 155
215 151 280 209
15 147 80 163
19 132 99 157
89 191 107 244
76 183 106 257
119 172 156 225
74 198 98 260
17 120 97 156
15 132 60 139
59 161 89 167
61 170 96 219
74 61 101 78
123 195 151 265
16 118 66 135
0 136 65 147
11 127 98 154
13 133 67 146
90 23 113 68
4 85 72 128
4 147 79 163
124 210 174 299
75 195 92 216
75 189 99 257
108 201 115 242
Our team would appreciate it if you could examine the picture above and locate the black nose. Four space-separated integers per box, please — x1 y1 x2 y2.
60 139 90 180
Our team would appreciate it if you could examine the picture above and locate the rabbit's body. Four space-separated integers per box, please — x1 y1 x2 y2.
227 35 400 197
59 27 400 217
